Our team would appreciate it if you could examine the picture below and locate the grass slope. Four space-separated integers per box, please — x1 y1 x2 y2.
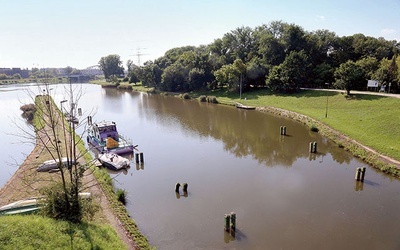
0 215 126 250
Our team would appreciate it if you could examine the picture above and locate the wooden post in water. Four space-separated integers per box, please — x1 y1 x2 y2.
224 214 231 231
309 141 317 153
280 126 287 135
355 167 366 182
182 183 188 193
139 152 144 163
135 153 139 164
361 167 366 182
175 183 181 193
230 212 236 232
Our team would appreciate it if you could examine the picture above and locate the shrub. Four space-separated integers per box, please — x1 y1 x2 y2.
199 95 207 102
20 103 36 122
40 183 83 223
116 189 127 205
206 96 218 103
310 124 319 132
181 93 190 99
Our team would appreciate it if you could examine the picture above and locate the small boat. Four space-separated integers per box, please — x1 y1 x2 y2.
236 103 256 110
98 153 130 171
87 118 136 155
0 193 91 216
36 157 75 172
0 198 40 216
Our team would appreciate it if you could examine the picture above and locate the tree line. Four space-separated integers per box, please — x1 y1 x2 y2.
99 21 400 94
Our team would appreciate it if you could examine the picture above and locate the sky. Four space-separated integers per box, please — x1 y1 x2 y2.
1 0 399 69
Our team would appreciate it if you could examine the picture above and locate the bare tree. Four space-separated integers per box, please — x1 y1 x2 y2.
18 82 97 222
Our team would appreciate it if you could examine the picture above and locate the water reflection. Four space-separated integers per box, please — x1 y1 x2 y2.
135 93 355 167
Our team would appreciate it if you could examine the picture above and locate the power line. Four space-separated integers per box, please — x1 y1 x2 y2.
130 47 149 66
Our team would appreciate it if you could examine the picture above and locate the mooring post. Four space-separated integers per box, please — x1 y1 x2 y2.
309 141 317 153
182 183 188 193
230 212 236 232
135 153 139 164
355 167 361 181
280 126 287 135
224 214 231 231
361 167 366 182
139 152 144 163
175 183 181 193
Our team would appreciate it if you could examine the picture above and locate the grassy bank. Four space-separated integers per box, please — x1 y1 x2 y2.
0 215 126 250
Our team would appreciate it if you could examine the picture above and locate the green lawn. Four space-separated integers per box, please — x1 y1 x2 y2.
0 215 126 250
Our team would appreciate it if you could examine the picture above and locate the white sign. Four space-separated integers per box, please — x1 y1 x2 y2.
367 80 378 88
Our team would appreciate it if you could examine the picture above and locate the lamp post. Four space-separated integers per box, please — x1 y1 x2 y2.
60 100 69 164
325 83 329 118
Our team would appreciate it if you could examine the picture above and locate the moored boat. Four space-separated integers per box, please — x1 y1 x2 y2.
0 193 92 216
36 157 75 172
98 153 130 171
87 117 136 155
235 103 256 110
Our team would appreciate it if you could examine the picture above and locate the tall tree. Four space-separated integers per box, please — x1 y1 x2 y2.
334 60 365 95
98 54 124 79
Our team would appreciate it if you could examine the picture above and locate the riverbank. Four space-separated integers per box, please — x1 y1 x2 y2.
0 95 149 249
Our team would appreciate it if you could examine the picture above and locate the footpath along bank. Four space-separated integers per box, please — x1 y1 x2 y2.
0 95 150 250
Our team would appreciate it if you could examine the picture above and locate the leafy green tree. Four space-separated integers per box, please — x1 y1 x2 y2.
266 50 310 92
265 64 289 92
334 60 365 95
313 62 334 87
64 66 73 75
246 57 268 87
188 68 206 90
98 54 124 79
355 56 379 79
214 63 240 91
160 62 187 92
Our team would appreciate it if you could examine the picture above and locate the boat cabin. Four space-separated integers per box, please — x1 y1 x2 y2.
93 121 120 143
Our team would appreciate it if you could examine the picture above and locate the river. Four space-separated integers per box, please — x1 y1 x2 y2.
1 83 400 249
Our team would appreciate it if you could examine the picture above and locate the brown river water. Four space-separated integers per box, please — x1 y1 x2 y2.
1 83 399 249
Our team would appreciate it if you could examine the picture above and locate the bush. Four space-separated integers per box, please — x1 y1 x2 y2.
116 189 127 205
206 96 218 103
20 103 36 122
181 93 190 99
199 95 207 102
40 183 83 223
310 124 319 132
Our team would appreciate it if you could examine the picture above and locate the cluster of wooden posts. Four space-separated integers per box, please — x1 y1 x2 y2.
175 182 188 193
355 167 366 182
224 212 236 233
280 125 368 183
135 152 144 164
